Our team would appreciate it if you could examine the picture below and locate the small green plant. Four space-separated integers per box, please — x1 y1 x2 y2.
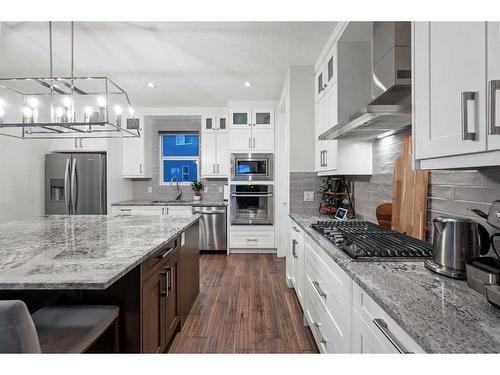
191 180 203 192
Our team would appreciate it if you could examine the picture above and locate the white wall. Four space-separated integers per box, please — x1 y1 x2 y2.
288 66 316 172
106 138 133 211
0 136 49 224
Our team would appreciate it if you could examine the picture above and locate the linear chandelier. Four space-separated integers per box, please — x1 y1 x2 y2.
0 22 140 139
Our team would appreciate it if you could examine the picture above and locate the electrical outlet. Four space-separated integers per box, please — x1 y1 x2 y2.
304 191 314 202
218 186 223 193
147 186 153 193
204 186 208 193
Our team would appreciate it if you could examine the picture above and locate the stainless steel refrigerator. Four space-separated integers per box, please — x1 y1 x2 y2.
45 153 107 215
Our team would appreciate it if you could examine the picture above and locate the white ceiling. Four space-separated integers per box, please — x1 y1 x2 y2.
0 22 336 107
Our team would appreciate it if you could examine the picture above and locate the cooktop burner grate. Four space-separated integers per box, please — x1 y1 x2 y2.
311 220 433 259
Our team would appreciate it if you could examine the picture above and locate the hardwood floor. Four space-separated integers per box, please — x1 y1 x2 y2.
169 253 318 353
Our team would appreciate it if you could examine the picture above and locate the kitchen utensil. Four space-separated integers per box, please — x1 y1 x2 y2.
376 202 393 229
469 201 500 230
425 216 490 279
392 135 429 240
466 257 500 295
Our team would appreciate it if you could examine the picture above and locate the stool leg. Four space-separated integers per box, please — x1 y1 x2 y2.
113 319 120 353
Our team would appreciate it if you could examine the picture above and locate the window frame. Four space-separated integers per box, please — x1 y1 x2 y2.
159 132 200 186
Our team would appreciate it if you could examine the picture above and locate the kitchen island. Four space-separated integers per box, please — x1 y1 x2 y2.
0 214 200 353
289 214 500 353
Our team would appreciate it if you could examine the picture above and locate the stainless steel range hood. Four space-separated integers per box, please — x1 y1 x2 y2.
319 22 412 141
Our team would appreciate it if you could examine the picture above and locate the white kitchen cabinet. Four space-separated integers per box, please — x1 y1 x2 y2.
50 137 108 152
304 235 351 353
352 282 424 354
201 109 229 178
413 22 487 161
314 39 372 175
230 107 274 129
111 205 192 216
228 126 274 152
122 116 151 178
287 221 305 307
487 22 500 151
229 227 275 249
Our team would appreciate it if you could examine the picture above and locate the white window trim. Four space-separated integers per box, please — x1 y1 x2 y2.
159 134 200 186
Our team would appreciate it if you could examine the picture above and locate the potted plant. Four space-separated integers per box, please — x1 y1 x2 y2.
191 180 203 201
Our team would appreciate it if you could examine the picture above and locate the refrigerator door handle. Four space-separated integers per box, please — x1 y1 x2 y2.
64 158 72 214
71 159 78 214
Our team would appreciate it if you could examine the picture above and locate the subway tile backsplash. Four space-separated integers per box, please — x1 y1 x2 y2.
289 172 323 215
349 128 500 246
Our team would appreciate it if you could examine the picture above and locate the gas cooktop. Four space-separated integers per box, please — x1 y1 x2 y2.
311 220 433 259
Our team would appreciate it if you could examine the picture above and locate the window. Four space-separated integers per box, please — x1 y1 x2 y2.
160 133 199 184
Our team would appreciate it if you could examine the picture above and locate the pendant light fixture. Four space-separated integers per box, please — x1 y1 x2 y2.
0 22 140 139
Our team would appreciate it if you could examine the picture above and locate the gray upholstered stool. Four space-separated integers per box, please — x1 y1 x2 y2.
0 300 119 353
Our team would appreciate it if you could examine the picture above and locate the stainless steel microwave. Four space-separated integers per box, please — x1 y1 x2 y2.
230 153 273 181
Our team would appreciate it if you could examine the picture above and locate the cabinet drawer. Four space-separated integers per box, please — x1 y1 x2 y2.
352 282 425 353
305 274 349 353
305 236 351 303
166 206 192 216
141 238 179 281
305 241 350 332
230 230 275 248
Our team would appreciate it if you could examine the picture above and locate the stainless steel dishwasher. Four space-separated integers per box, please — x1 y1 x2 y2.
192 206 227 251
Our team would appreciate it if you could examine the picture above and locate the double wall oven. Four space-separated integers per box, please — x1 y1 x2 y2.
230 185 274 225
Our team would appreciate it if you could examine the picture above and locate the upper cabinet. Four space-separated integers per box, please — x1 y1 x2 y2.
123 114 152 178
201 108 229 178
229 107 274 129
314 32 373 175
229 103 275 152
413 22 500 169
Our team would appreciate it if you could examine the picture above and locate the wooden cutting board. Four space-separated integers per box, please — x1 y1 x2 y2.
392 135 429 241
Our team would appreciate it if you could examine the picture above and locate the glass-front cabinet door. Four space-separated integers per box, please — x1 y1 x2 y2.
202 114 216 132
251 107 274 128
229 108 251 128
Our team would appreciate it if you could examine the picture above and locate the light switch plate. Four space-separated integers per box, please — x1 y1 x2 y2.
304 191 315 202
147 186 152 193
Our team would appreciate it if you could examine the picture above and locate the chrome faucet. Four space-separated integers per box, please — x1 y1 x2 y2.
170 176 182 201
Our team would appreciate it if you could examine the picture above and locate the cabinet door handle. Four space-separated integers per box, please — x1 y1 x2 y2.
292 239 298 258
373 318 412 354
248 137 251 148
312 322 328 344
461 91 478 141
312 281 328 298
162 207 165 215
74 138 78 148
292 226 300 233
166 267 172 293
489 80 500 135
323 150 327 167
253 137 256 148
139 163 143 174
217 164 220 173
213 163 215 174
79 138 83 148
166 207 169 215
160 271 167 297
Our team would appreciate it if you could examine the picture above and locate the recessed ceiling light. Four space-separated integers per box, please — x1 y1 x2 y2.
244 81 251 88
147 82 156 88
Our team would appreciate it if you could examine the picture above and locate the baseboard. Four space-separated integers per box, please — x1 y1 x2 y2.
229 248 277 254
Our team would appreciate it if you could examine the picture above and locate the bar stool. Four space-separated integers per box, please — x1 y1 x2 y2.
0 300 119 353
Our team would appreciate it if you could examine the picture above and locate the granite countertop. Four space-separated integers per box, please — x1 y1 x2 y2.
0 214 200 290
289 213 500 354
112 199 228 207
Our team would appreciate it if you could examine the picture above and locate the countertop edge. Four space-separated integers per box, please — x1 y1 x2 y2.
111 200 228 207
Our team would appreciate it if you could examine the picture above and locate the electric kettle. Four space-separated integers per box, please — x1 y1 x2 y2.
425 216 490 279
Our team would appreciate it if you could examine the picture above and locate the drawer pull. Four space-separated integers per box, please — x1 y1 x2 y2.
120 208 132 212
312 322 328 344
292 239 298 258
158 247 175 259
312 280 328 298
292 226 300 233
373 318 413 354
246 238 258 242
